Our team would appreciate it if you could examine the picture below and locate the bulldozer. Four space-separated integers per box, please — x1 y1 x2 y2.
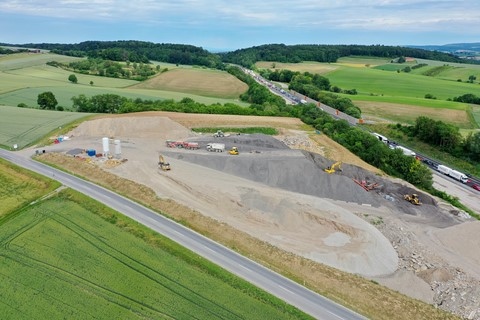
158 155 171 171
228 146 239 155
324 161 342 174
404 194 420 205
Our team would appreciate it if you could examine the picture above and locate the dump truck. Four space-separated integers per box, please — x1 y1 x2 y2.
206 143 225 152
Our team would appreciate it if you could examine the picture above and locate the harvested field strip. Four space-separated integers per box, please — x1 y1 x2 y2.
129 68 248 99
0 189 310 320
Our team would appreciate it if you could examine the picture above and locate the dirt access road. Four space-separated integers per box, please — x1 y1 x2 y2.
32 112 480 319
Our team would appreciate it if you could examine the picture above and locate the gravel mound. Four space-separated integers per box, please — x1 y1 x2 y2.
70 116 195 140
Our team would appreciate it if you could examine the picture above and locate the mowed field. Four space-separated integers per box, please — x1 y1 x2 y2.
0 105 91 149
130 68 248 99
0 53 249 109
256 57 480 128
0 160 310 320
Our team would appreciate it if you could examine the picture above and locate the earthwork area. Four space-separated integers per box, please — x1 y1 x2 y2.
33 112 480 319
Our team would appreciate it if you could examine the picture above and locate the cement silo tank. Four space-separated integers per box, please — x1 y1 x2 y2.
114 139 121 158
102 137 110 155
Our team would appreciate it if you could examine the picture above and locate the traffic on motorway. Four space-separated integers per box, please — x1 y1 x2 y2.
240 67 480 193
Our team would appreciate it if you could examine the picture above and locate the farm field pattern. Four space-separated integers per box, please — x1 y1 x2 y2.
0 189 305 320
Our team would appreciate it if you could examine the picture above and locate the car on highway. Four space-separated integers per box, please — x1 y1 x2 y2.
471 184 480 191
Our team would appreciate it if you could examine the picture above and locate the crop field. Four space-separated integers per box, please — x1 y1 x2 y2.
0 188 309 320
0 52 82 71
0 105 91 149
324 66 479 100
255 61 338 74
0 158 60 217
129 68 248 99
355 100 471 126
0 55 249 108
335 56 392 67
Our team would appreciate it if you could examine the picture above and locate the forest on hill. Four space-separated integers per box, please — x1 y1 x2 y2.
2 41 474 69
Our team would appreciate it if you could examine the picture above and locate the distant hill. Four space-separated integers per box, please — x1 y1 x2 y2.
406 43 480 59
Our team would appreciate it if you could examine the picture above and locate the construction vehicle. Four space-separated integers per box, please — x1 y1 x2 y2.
324 161 342 174
213 130 225 138
353 179 379 191
206 143 225 152
181 142 199 150
404 194 420 205
158 155 171 171
228 146 239 155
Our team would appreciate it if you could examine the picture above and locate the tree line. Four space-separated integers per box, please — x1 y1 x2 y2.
5 41 223 68
394 116 480 162
4 41 476 70
219 44 475 68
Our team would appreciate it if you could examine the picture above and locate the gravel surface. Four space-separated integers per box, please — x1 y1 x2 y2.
34 114 480 319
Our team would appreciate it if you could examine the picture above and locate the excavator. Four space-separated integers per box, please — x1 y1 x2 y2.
404 194 420 205
158 154 171 171
228 146 239 155
324 161 342 174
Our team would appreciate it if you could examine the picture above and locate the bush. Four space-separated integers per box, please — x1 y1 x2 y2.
17 103 28 108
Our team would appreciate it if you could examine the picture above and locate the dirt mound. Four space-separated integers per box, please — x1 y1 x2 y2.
70 116 195 140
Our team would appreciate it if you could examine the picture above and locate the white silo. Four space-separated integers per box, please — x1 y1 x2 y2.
114 139 121 159
102 137 110 156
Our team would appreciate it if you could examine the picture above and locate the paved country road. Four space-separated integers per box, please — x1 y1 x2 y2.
0 149 366 320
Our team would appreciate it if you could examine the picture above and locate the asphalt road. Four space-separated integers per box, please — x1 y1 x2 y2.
0 149 366 320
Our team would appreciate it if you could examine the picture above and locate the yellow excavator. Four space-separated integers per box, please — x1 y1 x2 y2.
229 146 239 155
404 194 420 205
324 161 342 174
158 155 171 171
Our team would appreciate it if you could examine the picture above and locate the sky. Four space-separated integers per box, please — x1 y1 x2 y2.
0 0 479 52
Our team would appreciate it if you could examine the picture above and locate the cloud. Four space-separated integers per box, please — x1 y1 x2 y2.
1 0 479 45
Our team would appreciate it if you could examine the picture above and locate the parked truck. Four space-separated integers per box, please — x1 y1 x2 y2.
206 143 225 152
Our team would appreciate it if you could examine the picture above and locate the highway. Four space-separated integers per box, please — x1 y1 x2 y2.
0 148 366 320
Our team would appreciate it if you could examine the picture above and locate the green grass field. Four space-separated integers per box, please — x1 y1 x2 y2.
0 105 91 149
0 54 248 109
255 57 480 127
0 172 309 320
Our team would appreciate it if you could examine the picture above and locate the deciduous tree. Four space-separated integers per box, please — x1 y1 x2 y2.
37 92 58 110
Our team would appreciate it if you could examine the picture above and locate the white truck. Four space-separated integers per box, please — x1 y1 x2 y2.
437 165 469 183
449 169 469 183
437 164 452 175
395 145 416 157
206 143 225 152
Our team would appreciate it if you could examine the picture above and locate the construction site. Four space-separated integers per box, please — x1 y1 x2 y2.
32 113 480 319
